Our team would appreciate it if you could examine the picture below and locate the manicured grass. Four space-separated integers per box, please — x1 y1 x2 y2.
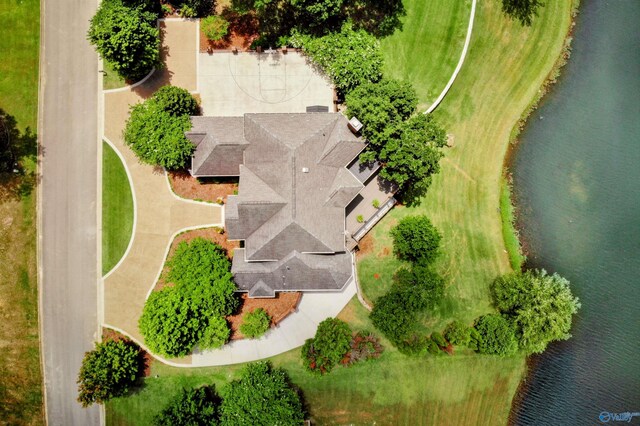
0 0 43 423
380 0 470 110
102 59 127 90
105 0 575 423
102 141 134 275
107 298 525 426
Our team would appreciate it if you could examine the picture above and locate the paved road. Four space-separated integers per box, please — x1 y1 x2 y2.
39 0 101 423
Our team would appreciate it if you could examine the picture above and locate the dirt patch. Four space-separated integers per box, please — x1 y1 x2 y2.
378 246 390 258
227 292 301 340
356 233 374 258
168 170 238 203
199 9 259 52
102 328 153 377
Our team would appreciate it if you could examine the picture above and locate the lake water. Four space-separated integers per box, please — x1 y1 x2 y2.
509 0 640 424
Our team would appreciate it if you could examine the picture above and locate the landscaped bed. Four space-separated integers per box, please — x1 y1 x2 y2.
199 9 259 52
153 227 300 341
168 170 237 203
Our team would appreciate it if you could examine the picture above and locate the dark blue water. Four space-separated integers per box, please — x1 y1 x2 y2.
510 0 640 424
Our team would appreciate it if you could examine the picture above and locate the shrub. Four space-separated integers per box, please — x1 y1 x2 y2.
152 86 199 116
77 340 140 406
220 362 304 426
302 318 352 374
290 23 383 94
139 238 237 357
154 386 220 425
425 337 440 355
491 269 581 354
390 215 441 264
239 308 271 339
202 15 230 41
88 0 160 80
356 214 364 223
200 316 231 349
372 198 380 208
444 320 471 346
123 101 194 169
396 333 428 356
468 327 482 351
430 331 447 349
173 0 213 17
473 314 518 356
161 3 172 15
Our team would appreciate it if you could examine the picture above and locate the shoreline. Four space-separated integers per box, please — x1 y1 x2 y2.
500 0 581 269
503 1 582 424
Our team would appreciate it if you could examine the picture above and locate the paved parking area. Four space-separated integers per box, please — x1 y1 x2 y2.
198 51 334 115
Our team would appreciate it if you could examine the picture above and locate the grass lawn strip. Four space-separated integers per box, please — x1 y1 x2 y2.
102 59 128 90
380 0 470 110
0 0 42 422
102 141 134 275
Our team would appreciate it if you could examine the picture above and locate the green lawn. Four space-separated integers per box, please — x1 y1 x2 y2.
105 0 575 423
380 0 470 110
102 59 127 90
0 0 43 423
102 141 134 275
107 298 525 426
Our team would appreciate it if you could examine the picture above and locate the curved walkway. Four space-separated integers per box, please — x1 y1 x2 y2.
101 20 221 352
425 0 477 114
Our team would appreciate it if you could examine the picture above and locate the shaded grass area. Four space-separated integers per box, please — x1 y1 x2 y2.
380 0 470 110
102 59 128 90
102 141 134 275
0 0 43 423
106 299 525 426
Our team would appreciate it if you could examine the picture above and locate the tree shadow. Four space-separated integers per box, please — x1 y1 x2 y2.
346 0 406 37
0 108 39 202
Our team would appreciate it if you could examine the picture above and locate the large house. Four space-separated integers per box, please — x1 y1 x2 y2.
186 113 368 297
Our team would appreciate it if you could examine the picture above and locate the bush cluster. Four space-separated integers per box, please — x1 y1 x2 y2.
155 362 304 425
302 318 352 374
139 238 238 357
123 86 199 169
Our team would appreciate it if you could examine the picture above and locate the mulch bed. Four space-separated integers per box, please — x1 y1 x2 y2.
228 292 301 340
151 228 301 341
200 9 259 53
102 328 153 377
168 170 238 203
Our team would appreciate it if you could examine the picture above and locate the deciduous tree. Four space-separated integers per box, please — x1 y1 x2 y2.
390 215 442 264
501 0 544 26
88 0 160 80
77 340 140 406
154 386 220 426
491 269 580 354
220 362 304 426
302 318 352 374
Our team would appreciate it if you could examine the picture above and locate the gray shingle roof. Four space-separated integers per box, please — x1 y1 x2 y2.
188 113 365 296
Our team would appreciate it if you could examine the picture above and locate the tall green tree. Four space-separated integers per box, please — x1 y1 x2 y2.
379 114 446 202
491 269 580 354
290 0 345 34
501 0 544 26
346 78 418 149
390 215 442 264
220 362 305 426
88 0 160 80
76 340 140 406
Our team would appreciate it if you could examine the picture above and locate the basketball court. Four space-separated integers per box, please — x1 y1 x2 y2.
197 51 334 116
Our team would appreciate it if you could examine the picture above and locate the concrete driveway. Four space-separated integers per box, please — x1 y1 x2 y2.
198 51 334 116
